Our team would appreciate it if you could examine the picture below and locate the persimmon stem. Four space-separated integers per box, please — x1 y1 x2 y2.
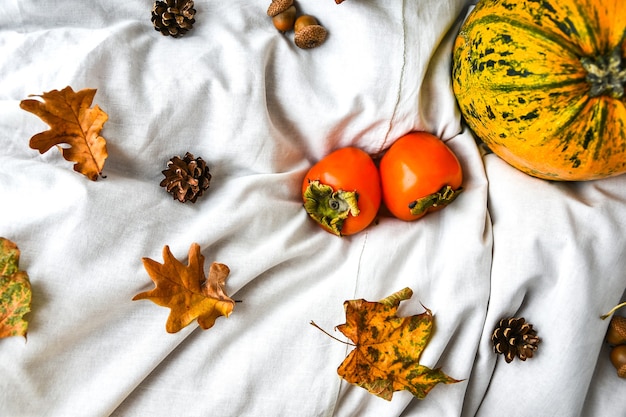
601 302 626 320
310 321 356 346
408 185 462 217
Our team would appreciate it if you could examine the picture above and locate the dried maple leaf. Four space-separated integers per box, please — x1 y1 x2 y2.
20 86 109 181
0 238 32 339
133 243 235 333
316 287 459 401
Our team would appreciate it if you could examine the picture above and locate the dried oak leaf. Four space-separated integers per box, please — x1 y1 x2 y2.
0 238 32 339
133 243 235 333
333 287 459 401
20 86 109 181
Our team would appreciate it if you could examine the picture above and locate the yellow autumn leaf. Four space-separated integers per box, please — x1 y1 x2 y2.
315 287 460 401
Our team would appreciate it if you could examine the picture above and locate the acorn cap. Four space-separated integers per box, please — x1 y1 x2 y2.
267 0 294 17
294 24 327 49
607 315 626 345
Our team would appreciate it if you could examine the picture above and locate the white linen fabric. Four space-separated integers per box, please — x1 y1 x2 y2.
1 1 625 416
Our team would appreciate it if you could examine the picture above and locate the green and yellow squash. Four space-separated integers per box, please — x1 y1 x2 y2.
453 0 626 181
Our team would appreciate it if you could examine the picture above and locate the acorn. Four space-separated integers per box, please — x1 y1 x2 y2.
606 315 626 345
294 15 327 49
610 345 626 378
267 0 296 32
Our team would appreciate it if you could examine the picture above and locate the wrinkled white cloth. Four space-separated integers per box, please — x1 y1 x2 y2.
0 1 625 416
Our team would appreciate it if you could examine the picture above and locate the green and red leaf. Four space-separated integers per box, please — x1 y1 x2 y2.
0 238 32 339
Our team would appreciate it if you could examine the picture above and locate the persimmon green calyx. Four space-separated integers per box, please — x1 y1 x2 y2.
408 185 463 217
303 180 359 236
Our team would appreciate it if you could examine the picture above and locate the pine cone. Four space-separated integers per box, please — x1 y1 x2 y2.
151 0 196 38
492 317 540 363
160 152 211 203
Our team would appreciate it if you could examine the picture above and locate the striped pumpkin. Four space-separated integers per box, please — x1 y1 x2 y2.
452 0 626 181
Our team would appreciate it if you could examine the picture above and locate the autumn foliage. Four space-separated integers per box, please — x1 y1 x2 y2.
0 238 31 339
315 287 459 400
133 243 235 333
20 86 109 181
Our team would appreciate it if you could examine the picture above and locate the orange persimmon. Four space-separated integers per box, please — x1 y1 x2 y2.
380 132 463 222
302 147 381 236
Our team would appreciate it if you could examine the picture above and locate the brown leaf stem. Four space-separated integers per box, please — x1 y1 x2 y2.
601 302 626 320
310 321 356 346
